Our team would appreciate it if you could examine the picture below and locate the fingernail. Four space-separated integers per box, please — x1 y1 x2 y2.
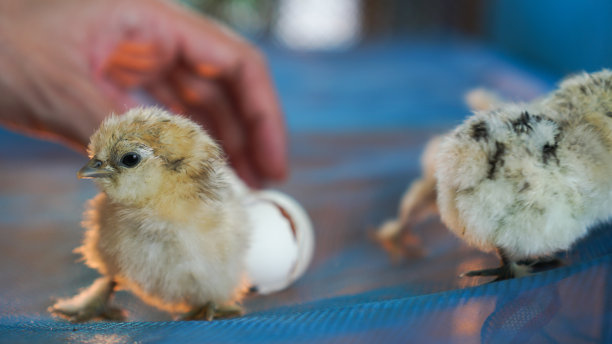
196 64 222 79
117 41 157 56
106 53 158 72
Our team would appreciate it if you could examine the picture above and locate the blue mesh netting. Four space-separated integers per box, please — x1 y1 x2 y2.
1 40 610 343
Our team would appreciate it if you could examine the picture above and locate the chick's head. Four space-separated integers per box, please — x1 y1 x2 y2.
79 107 224 206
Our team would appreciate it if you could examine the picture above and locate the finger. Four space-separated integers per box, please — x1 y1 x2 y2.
42 79 118 150
105 68 145 89
19 48 122 150
227 52 288 181
190 48 288 182
157 3 288 182
145 81 186 115
103 41 165 88
229 151 263 188
58 77 125 147
169 69 264 186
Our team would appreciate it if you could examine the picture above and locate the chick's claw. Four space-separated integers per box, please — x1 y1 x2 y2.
460 265 517 282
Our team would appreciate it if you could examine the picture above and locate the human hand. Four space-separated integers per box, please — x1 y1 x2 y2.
0 0 286 187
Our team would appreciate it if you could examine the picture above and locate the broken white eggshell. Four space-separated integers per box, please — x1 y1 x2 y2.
243 190 315 294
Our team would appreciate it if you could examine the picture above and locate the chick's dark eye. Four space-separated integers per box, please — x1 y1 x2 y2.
120 152 141 168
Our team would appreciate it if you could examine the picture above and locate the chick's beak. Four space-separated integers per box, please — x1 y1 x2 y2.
78 159 113 179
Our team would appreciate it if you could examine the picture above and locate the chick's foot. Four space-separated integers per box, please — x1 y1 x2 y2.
519 257 563 273
374 221 422 262
461 257 562 282
49 277 125 322
180 302 244 321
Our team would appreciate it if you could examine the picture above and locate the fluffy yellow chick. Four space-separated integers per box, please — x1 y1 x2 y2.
378 70 612 280
50 107 249 321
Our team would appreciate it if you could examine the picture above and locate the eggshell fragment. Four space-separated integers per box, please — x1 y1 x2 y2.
243 190 314 294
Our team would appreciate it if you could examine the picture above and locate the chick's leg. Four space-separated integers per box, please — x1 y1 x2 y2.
49 276 124 322
376 137 441 260
376 171 437 260
378 176 436 232
180 302 244 321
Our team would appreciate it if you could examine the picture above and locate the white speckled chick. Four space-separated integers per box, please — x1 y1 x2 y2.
379 70 612 280
51 107 249 321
